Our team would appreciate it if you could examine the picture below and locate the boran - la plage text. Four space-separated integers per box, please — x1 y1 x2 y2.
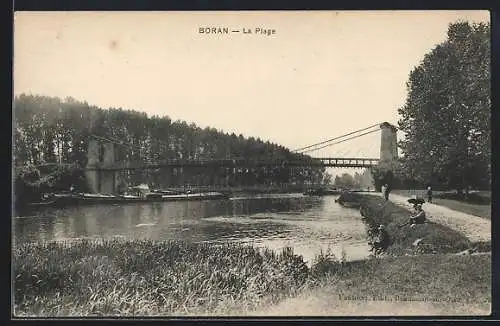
199 27 276 36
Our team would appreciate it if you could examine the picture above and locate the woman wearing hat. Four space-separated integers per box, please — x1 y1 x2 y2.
399 203 426 228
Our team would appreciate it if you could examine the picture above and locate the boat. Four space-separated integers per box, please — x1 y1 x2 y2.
26 199 58 207
339 201 361 208
304 187 342 196
25 190 231 208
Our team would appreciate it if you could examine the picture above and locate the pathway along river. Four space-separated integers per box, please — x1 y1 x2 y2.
13 194 371 264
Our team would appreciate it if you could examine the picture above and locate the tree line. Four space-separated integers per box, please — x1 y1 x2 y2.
380 21 490 195
331 170 374 189
13 94 325 202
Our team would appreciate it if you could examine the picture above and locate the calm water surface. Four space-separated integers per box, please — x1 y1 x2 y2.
13 194 371 263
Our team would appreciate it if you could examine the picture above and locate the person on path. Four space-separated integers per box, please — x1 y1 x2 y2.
427 185 433 203
383 184 390 201
381 184 387 200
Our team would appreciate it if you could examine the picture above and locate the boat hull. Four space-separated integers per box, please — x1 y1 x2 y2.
304 189 341 196
27 192 231 208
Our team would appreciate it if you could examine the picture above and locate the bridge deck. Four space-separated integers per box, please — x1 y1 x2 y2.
83 157 380 171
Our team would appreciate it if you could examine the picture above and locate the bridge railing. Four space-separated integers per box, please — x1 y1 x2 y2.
86 157 380 171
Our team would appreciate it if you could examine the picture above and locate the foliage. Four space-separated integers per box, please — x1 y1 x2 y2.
397 21 491 192
370 165 395 191
352 170 373 189
14 164 88 207
13 94 325 196
322 172 333 185
309 248 344 278
333 173 355 188
13 240 311 316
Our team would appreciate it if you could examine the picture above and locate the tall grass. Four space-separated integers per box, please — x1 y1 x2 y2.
13 237 490 316
13 239 319 316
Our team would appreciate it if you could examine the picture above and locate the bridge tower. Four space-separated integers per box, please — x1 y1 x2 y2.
84 139 100 193
84 139 118 194
379 122 398 169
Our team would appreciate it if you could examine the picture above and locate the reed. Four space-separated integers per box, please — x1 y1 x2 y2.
13 237 490 316
13 239 317 316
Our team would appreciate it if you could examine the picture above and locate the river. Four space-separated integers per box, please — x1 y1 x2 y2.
13 193 371 264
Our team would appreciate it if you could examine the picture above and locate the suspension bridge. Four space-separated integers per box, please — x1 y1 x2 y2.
74 121 398 193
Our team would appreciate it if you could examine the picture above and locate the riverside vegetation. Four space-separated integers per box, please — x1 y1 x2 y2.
14 240 325 316
13 193 491 316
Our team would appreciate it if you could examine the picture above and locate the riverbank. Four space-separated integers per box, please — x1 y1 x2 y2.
253 192 491 316
376 192 491 244
13 238 491 316
13 192 491 316
349 192 490 253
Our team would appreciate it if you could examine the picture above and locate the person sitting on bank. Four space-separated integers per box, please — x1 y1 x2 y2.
399 204 426 228
370 224 391 254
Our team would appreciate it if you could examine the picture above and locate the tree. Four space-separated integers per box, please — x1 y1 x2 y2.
334 173 355 188
397 21 490 194
322 172 333 185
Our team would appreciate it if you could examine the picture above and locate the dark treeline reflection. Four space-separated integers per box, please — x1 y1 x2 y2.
14 196 321 243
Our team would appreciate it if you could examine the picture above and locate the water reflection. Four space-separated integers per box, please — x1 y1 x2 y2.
13 194 371 263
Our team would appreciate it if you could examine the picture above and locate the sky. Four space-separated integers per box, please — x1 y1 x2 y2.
13 10 490 175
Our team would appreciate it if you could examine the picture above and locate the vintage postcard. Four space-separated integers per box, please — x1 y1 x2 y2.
12 10 491 317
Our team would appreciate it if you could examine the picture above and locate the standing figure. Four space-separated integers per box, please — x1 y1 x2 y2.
427 185 432 203
381 184 387 200
383 183 390 201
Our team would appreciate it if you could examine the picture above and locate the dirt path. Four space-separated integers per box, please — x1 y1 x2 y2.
378 193 491 243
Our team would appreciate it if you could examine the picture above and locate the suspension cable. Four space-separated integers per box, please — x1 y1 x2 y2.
299 128 380 154
292 122 381 153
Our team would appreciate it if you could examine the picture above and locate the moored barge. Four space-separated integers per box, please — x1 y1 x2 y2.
27 191 231 208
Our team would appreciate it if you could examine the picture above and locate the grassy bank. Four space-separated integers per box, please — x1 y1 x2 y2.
261 253 491 316
341 192 476 255
315 253 490 304
13 239 491 317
